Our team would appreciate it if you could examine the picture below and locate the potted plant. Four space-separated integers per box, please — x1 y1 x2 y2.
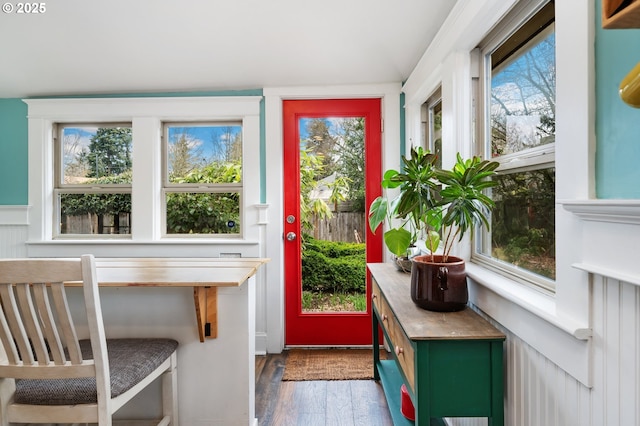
369 147 499 312
368 147 440 271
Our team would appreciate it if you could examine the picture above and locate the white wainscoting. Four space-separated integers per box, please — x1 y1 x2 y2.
0 225 28 258
448 273 639 426
0 205 29 258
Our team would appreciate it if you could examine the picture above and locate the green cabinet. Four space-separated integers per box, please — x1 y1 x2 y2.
369 263 506 426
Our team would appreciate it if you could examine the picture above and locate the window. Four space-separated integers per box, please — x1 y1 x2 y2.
163 122 243 236
26 96 261 252
421 88 443 169
475 1 556 291
55 124 133 237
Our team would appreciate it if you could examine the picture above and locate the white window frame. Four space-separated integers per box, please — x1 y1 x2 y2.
473 2 556 292
25 96 262 258
421 87 443 168
161 121 244 238
54 122 133 239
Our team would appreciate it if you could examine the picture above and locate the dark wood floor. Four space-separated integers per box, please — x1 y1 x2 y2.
255 351 394 426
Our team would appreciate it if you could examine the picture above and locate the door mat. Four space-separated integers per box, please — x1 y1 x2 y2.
281 348 387 381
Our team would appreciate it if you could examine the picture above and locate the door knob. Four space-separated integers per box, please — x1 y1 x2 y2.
286 232 297 241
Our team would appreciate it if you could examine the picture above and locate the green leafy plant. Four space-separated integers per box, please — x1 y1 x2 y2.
368 147 440 257
436 153 499 262
369 147 499 262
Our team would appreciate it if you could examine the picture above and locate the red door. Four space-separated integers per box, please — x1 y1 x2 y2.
283 98 382 345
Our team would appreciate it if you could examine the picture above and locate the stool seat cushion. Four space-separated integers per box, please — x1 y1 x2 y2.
14 338 178 405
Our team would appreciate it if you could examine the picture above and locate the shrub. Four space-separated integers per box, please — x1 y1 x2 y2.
302 237 366 293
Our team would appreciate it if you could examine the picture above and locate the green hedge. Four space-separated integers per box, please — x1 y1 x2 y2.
302 237 366 293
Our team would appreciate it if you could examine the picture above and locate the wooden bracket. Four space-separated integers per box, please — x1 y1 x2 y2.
194 286 218 342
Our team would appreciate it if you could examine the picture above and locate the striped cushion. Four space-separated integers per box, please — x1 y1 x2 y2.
14 338 178 405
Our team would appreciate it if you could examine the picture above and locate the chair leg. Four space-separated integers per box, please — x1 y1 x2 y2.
162 352 178 426
0 378 15 426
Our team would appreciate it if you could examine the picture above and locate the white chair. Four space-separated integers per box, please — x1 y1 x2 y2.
0 254 178 426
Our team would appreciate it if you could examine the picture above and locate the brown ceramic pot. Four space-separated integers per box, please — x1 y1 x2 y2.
410 254 468 312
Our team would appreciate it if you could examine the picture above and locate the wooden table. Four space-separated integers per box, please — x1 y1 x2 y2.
66 257 269 342
67 257 268 425
368 263 506 426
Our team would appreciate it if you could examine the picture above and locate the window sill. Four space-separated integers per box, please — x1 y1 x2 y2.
25 239 260 258
27 239 259 244
466 262 591 340
573 262 640 286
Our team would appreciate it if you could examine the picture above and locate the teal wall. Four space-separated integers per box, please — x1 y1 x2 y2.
0 90 266 205
0 99 28 204
595 2 640 198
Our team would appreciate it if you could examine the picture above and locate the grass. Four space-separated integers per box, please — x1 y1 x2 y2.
302 291 367 312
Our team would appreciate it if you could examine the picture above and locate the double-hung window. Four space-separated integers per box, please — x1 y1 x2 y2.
475 0 556 291
27 96 260 250
55 124 133 237
163 122 243 236
421 88 443 169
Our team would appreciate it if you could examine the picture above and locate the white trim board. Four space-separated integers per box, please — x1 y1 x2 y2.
0 205 29 225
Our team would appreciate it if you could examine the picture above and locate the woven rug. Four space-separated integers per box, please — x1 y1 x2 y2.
281 348 386 381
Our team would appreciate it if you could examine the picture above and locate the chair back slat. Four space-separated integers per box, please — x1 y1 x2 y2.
15 283 51 365
0 285 35 365
0 297 20 364
32 283 68 365
0 258 86 368
50 282 83 364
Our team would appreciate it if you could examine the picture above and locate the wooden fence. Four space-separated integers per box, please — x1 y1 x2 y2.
62 213 131 235
63 210 366 242
309 211 366 243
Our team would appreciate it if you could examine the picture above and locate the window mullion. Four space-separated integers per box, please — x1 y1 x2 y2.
132 117 161 240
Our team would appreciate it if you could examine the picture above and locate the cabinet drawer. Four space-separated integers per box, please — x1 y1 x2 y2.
374 281 415 393
372 279 383 313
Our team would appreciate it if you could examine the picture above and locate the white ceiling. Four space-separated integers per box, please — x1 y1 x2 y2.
0 0 456 98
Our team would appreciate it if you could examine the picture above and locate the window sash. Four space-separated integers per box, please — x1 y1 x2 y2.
54 188 132 238
424 89 443 169
162 188 243 238
161 121 244 237
55 123 133 188
162 121 243 188
54 123 133 239
473 0 556 291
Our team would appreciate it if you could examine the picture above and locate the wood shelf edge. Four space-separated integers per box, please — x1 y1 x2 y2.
602 0 640 28
194 287 218 342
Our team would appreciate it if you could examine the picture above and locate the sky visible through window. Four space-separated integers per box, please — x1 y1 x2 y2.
167 124 242 176
299 117 351 141
490 31 555 157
